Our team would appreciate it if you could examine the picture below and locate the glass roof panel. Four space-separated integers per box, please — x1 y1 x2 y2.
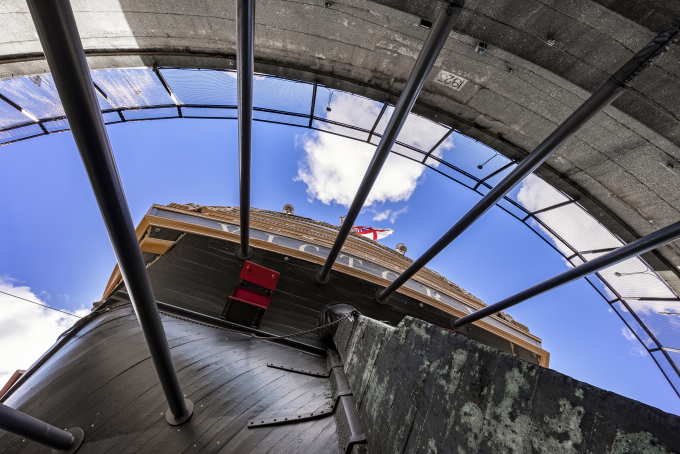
160 68 237 106
254 76 313 116
651 351 680 395
0 75 64 119
122 107 179 121
313 87 383 132
0 123 43 145
625 299 680 348
181 107 237 119
1 66 679 396
312 119 370 141
93 69 173 108
534 203 622 252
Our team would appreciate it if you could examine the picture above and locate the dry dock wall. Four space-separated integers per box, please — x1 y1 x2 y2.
333 316 680 453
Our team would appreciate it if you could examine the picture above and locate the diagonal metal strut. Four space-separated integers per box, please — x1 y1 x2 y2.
316 0 466 284
453 218 680 329
26 0 193 426
375 17 680 303
0 403 84 453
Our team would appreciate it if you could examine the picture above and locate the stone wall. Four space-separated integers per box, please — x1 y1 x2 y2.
333 316 680 453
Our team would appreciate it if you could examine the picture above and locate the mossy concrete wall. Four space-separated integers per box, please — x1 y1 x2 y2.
333 316 680 453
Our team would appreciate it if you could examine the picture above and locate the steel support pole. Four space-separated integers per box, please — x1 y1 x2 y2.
237 0 255 260
26 0 193 426
0 403 84 453
376 17 680 303
316 0 466 284
453 219 680 329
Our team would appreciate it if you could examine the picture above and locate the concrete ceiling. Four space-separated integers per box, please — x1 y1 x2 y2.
2 0 680 294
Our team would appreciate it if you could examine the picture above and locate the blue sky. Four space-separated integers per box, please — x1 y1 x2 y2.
0 117 678 415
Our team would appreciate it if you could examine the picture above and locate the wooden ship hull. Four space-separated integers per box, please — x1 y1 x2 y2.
2 204 679 453
1 204 546 453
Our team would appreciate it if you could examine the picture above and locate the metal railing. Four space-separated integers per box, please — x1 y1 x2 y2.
1 64 679 399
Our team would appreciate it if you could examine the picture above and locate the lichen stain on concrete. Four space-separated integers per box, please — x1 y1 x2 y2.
436 349 468 391
411 320 431 341
460 401 484 448
574 388 584 400
483 367 533 452
531 398 585 453
611 431 670 454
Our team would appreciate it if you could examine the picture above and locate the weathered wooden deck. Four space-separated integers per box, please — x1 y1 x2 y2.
0 306 339 453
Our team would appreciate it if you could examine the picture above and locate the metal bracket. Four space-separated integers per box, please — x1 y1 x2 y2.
248 408 333 428
330 366 353 402
335 394 367 453
326 349 343 372
53 428 84 454
267 363 329 377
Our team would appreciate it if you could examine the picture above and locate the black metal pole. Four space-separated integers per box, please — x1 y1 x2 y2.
453 219 680 329
316 0 466 284
0 403 84 452
237 0 255 260
376 17 680 303
26 0 193 426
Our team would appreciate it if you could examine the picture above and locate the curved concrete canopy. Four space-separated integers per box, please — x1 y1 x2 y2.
2 0 680 295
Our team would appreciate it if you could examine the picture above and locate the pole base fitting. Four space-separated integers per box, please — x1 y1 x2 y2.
237 247 253 260
315 269 331 285
449 318 466 332
166 398 194 426
374 289 389 305
53 428 84 454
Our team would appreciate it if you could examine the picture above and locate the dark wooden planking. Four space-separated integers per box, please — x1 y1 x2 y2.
0 310 339 454
106 232 538 364
148 226 184 242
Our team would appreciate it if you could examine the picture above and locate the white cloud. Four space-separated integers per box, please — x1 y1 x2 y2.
0 278 87 389
371 206 409 224
621 326 648 357
373 210 390 222
295 90 456 208
296 133 426 207
389 206 408 223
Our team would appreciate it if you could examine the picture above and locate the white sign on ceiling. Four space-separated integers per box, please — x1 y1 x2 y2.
434 70 468 91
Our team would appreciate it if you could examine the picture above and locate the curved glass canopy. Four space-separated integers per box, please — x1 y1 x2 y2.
1 66 678 398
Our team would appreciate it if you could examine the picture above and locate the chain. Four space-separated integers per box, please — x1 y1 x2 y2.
248 312 353 340
99 301 354 342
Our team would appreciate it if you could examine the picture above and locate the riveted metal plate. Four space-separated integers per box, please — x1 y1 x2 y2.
247 408 333 428
267 363 329 377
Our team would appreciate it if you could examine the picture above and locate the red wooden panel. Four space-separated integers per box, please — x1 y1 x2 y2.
232 288 271 308
0 370 25 399
239 260 280 290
